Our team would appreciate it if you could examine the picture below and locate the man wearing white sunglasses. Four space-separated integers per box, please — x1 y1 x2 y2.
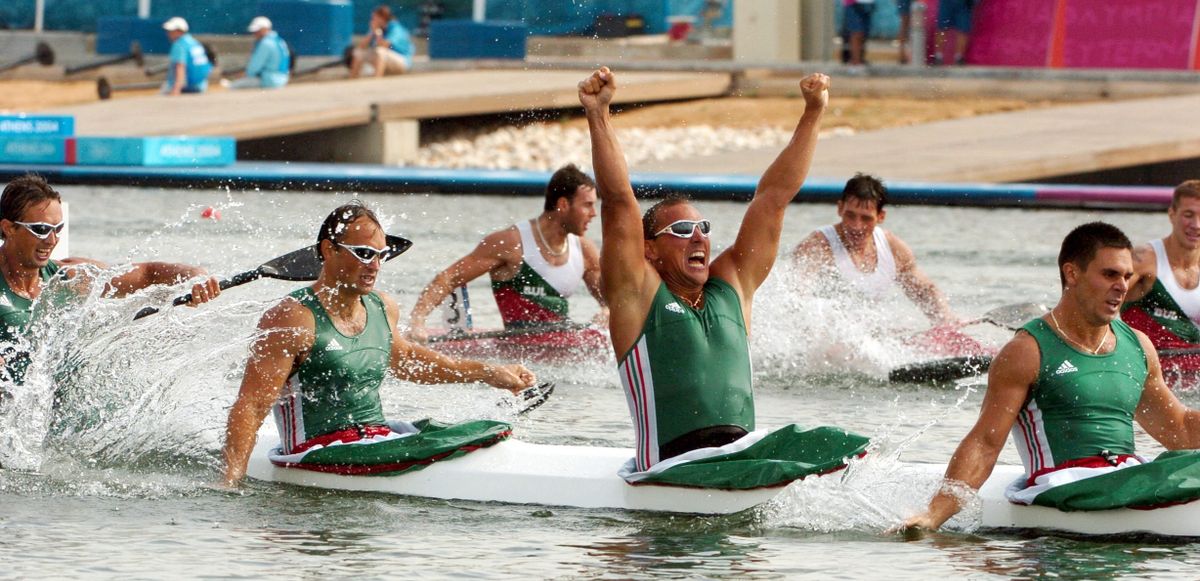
0 174 220 383
579 68 869 488
221 201 536 486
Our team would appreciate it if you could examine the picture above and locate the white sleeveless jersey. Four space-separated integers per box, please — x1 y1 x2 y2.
818 224 897 300
517 219 585 297
1150 238 1200 321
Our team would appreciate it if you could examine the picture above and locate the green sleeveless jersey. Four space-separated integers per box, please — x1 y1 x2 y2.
618 278 755 472
1011 318 1147 477
0 261 61 383
273 288 393 454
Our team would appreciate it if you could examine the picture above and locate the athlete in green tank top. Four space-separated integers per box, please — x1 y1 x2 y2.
1012 318 1146 475
618 278 754 470
905 222 1200 532
222 203 537 486
0 261 59 382
273 287 392 452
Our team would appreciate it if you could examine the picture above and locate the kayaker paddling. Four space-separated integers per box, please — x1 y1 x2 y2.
221 202 535 486
902 222 1200 533
407 164 607 341
0 174 220 384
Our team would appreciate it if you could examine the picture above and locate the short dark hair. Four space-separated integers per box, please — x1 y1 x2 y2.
1057 221 1132 288
543 164 595 212
1 174 61 240
372 5 393 20
317 201 382 258
840 173 888 213
642 194 692 240
1171 180 1200 209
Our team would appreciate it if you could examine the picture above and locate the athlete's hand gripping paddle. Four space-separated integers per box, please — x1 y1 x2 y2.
132 234 413 320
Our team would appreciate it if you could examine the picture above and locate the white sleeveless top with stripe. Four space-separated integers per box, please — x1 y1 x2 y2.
517 219 584 297
1150 237 1200 321
819 224 897 300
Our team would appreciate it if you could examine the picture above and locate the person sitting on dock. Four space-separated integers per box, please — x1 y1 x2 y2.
1122 180 1200 371
221 201 536 486
902 222 1200 533
793 173 959 325
407 164 606 341
579 67 868 489
162 17 212 96
0 174 220 384
349 5 414 78
226 16 290 90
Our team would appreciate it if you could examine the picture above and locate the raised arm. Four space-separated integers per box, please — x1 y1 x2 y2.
892 234 958 325
1135 331 1200 449
579 67 654 305
711 74 828 299
221 300 312 486
902 334 1038 531
408 230 517 340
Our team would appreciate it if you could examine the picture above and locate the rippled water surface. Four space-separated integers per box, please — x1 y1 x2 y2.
3 186 1199 579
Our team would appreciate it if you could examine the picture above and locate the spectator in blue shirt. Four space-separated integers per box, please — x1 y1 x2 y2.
228 16 291 89
162 17 212 96
349 5 414 78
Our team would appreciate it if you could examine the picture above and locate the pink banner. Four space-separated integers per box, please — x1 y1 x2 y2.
945 0 1200 70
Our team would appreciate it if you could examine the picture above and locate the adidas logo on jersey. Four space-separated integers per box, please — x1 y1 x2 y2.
326 338 344 351
1054 360 1078 375
0 294 11 308
665 302 685 314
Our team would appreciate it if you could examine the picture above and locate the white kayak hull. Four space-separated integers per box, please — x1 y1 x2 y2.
909 463 1200 538
247 436 787 515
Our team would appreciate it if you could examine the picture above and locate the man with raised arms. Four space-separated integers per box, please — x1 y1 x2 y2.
222 202 536 486
579 67 868 488
793 173 958 325
1122 181 1200 354
407 164 606 340
0 174 220 384
903 222 1200 532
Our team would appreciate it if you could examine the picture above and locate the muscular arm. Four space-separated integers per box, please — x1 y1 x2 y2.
106 261 209 297
383 293 532 393
407 230 518 333
580 67 658 352
580 237 608 317
892 234 958 325
1135 330 1200 449
221 300 313 486
1124 243 1158 304
905 334 1038 531
711 74 828 307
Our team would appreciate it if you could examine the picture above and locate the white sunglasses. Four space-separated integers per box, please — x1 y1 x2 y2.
337 242 391 265
14 221 65 240
653 219 711 239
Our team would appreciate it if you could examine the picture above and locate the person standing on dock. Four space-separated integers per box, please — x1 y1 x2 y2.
1122 180 1200 371
578 67 869 489
162 17 212 96
407 164 606 341
793 173 959 325
349 5 414 78
902 222 1200 532
221 202 536 486
227 16 290 90
0 174 220 384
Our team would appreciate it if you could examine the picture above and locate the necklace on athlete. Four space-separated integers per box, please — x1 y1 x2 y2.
533 219 568 257
681 292 703 309
1049 310 1109 354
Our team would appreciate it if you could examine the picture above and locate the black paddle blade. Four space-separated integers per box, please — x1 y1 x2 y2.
514 382 555 416
258 245 323 281
384 234 413 261
889 355 994 384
